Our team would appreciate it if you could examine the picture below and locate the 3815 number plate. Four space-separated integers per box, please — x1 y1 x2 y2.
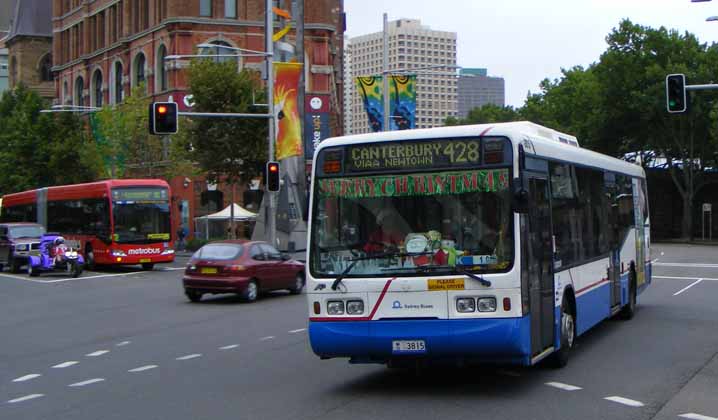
392 340 426 354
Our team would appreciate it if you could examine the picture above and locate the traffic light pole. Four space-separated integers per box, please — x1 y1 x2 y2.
266 0 277 249
686 83 718 91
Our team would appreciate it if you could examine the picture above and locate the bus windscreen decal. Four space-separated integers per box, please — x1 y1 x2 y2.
318 169 509 199
345 139 481 172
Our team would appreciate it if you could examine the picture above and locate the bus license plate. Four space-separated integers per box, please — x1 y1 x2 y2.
392 340 426 354
140 258 151 263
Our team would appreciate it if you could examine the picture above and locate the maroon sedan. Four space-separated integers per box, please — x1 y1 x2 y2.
183 240 305 303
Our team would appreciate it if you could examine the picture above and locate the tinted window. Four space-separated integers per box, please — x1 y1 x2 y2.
249 245 263 259
9 225 45 238
195 244 243 260
0 204 37 222
48 199 110 236
261 244 282 260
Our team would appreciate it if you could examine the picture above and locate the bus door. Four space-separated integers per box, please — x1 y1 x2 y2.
605 173 621 308
526 175 555 354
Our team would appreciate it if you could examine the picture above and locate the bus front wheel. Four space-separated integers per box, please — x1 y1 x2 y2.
551 295 575 368
141 263 155 271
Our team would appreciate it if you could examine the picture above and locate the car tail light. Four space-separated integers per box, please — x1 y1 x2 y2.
225 265 246 272
313 301 321 315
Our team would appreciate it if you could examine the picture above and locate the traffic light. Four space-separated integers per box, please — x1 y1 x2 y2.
149 102 178 134
266 161 280 192
666 74 687 113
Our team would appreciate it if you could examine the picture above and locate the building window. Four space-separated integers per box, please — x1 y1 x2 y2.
200 40 235 64
39 54 53 82
114 61 124 103
75 76 85 107
63 81 69 104
92 69 103 107
225 0 236 18
200 0 212 16
133 52 146 91
156 45 168 92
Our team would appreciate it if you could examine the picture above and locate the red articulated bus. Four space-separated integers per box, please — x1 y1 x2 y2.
0 179 174 270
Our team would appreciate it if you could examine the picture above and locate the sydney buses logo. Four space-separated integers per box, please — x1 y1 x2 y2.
127 248 161 255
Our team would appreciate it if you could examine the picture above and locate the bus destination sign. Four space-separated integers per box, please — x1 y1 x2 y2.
112 188 168 202
345 138 481 172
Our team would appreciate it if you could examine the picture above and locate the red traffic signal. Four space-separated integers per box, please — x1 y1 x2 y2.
266 161 280 192
149 102 178 135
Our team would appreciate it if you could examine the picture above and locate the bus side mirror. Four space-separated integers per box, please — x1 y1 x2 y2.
512 183 529 214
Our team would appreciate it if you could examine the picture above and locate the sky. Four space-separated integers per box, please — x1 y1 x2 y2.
344 0 718 108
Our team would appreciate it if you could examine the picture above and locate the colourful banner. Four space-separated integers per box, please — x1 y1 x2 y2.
356 75 417 132
317 169 509 199
304 94 331 159
389 75 416 131
356 76 384 132
274 62 303 160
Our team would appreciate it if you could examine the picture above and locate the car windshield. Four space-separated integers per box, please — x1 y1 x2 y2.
9 225 45 238
309 168 514 277
193 244 244 260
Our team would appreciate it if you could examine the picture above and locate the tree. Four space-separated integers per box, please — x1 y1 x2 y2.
185 59 268 185
0 84 100 194
444 104 522 126
93 85 165 178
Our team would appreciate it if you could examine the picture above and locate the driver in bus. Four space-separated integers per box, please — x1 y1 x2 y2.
363 209 406 254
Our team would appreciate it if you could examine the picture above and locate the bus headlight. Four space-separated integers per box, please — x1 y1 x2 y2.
327 301 345 315
161 249 175 255
477 297 497 312
111 249 127 257
456 298 476 313
346 300 364 315
14 244 29 252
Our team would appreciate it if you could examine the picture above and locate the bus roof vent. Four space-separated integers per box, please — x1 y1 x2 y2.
492 121 580 148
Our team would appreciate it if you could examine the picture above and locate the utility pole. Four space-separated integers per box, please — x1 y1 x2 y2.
382 13 390 132
266 0 277 247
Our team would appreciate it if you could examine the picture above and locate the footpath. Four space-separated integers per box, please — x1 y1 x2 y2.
650 351 718 420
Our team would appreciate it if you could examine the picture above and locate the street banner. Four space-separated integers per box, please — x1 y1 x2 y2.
356 76 384 132
273 62 303 160
304 94 331 160
389 74 416 130
356 75 417 132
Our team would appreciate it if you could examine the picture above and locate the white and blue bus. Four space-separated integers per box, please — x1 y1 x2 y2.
306 122 650 367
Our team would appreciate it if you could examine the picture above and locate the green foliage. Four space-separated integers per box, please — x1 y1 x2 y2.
185 238 208 252
0 85 100 195
444 104 522 126
93 84 166 178
186 60 268 184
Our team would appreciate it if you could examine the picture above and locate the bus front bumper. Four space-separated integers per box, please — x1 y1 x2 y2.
309 317 532 365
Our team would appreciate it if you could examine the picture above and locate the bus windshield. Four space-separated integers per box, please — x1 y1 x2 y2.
310 168 513 278
111 188 171 244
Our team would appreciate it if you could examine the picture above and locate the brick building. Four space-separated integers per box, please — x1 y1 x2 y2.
51 0 345 240
5 0 54 100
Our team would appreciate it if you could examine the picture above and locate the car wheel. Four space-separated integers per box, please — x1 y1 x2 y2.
0 263 4 272
185 290 203 303
72 262 83 278
289 273 304 294
142 263 155 271
85 247 95 270
550 296 575 368
27 264 40 277
242 280 259 302
619 271 637 320
10 258 22 273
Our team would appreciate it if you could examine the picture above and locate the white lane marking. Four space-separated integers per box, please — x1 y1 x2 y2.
679 413 718 420
674 279 703 296
0 273 36 281
7 394 44 403
604 396 645 407
259 336 275 341
650 258 660 264
160 267 186 271
176 354 202 361
128 365 157 373
289 328 306 333
545 382 582 391
86 350 109 357
28 272 147 283
116 341 131 347
655 262 718 268
12 374 41 383
219 344 239 350
52 361 78 368
69 378 105 387
654 276 718 282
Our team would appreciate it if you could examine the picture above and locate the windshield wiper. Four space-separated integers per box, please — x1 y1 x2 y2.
330 251 431 291
391 264 492 287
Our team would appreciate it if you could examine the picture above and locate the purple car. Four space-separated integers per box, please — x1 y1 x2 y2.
27 233 84 278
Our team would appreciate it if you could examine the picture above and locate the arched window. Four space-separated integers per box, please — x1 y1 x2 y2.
92 69 103 107
63 81 69 104
133 52 146 91
156 45 168 92
113 61 124 104
75 76 85 107
39 54 53 82
200 40 236 64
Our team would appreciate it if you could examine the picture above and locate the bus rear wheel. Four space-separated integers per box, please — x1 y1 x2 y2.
85 247 95 270
619 271 637 320
550 296 575 368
